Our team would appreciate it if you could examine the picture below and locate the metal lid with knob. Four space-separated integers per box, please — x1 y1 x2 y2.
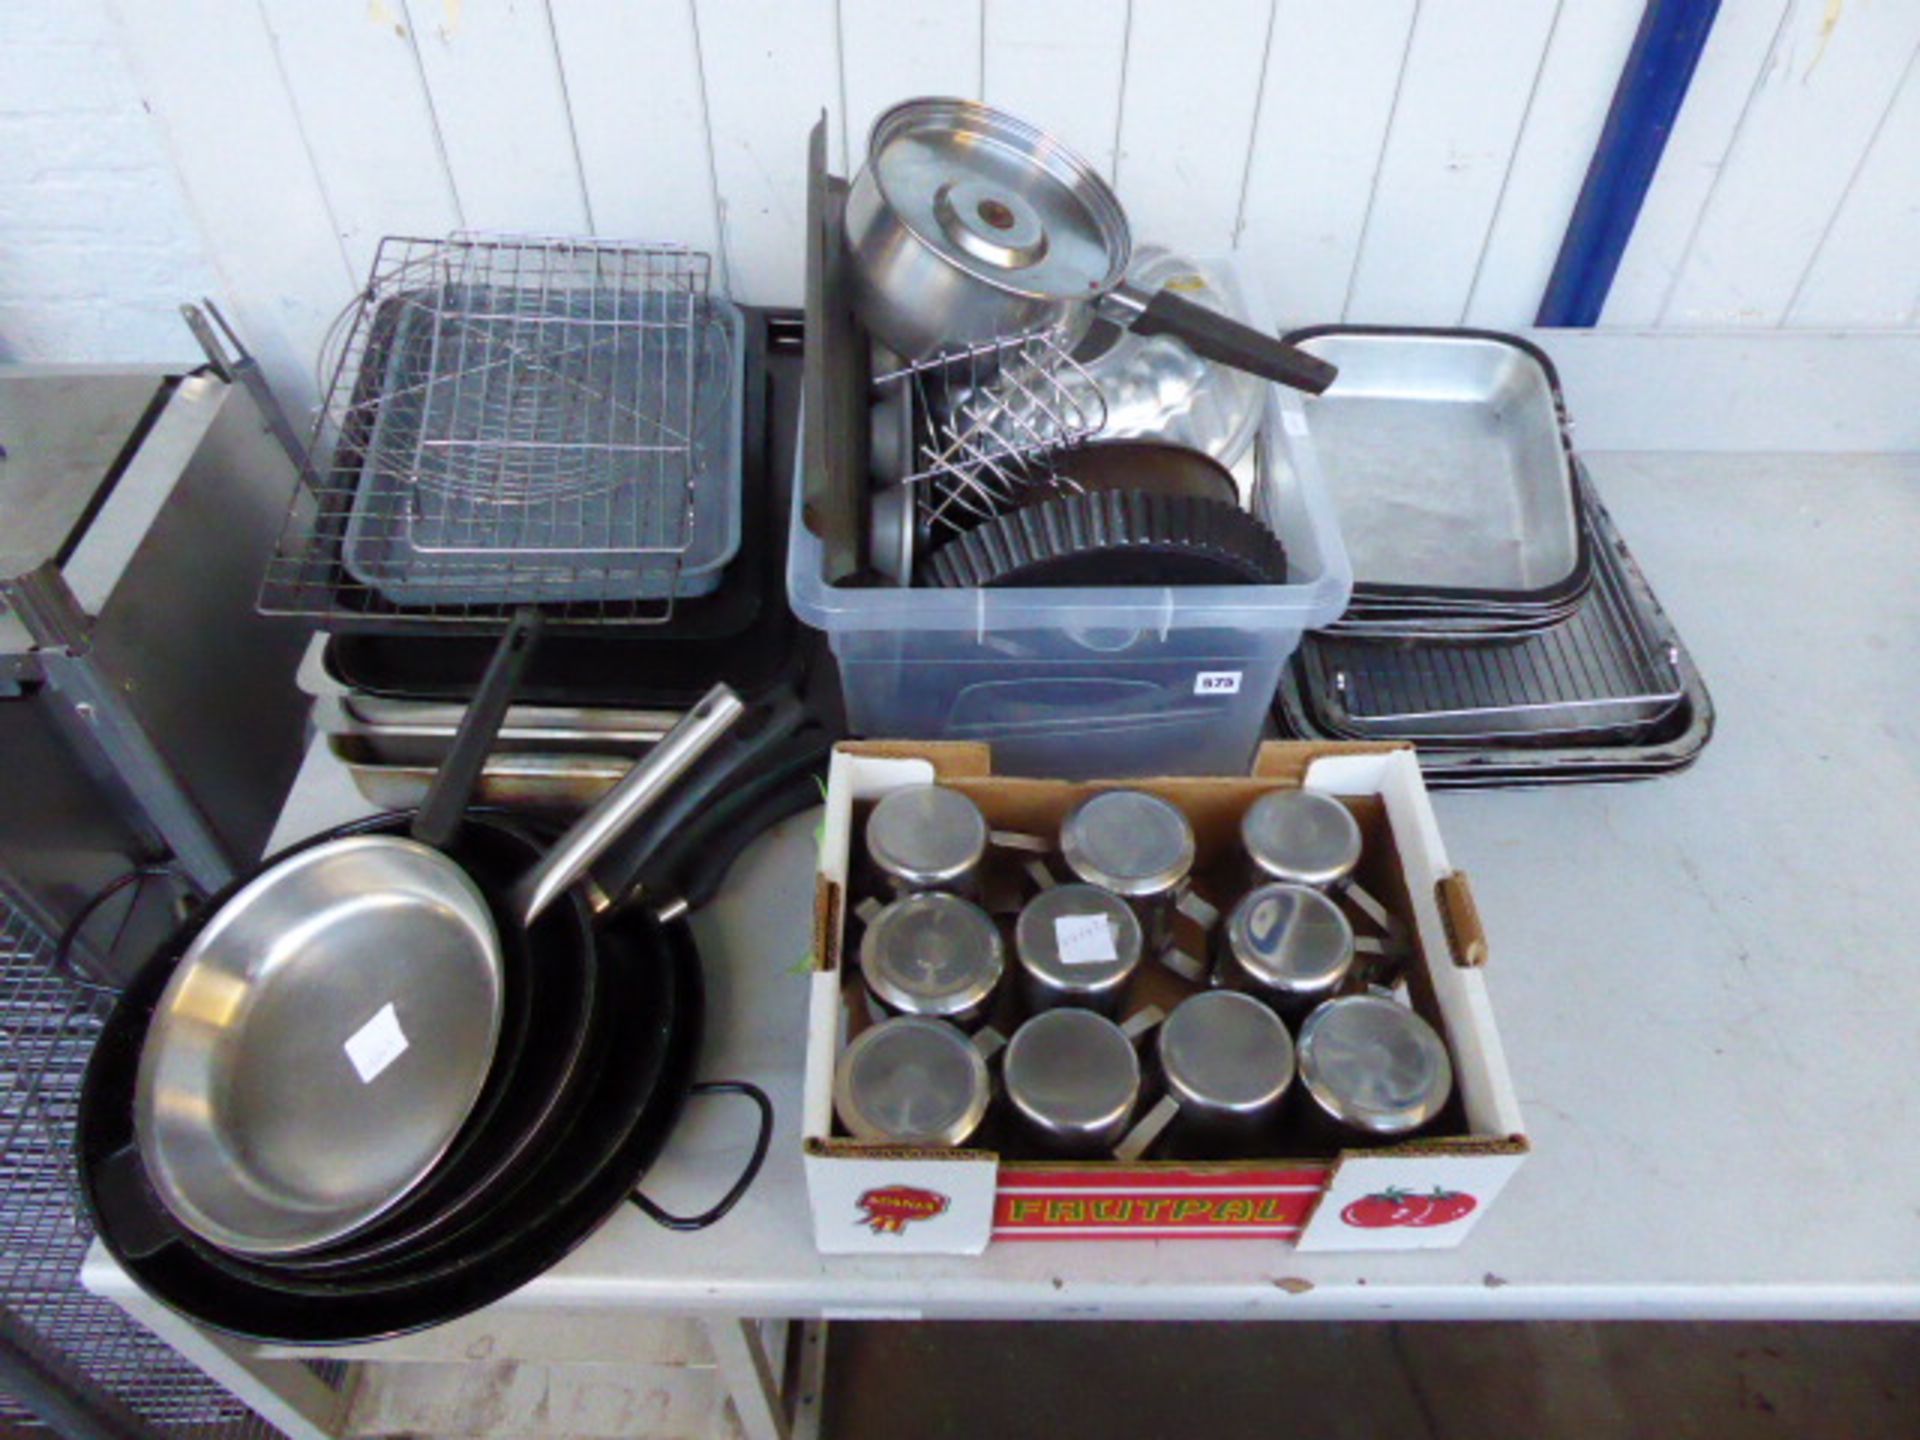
1015 884 1145 1006
1218 883 1355 1010
834 1016 991 1146
859 891 1005 1023
865 784 989 890
867 99 1131 302
1003 1009 1141 1154
1157 990 1295 1117
1240 789 1363 889
1297 994 1454 1138
1059 789 1195 898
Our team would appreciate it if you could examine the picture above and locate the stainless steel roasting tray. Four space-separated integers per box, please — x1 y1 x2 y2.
1285 326 1589 612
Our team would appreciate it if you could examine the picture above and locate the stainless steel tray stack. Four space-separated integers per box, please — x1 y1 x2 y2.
1274 328 1713 787
1285 327 1591 639
260 233 744 629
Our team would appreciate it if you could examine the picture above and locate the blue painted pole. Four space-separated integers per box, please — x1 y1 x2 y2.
1536 0 1720 327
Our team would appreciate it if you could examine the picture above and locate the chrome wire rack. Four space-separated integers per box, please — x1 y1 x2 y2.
0 896 335 1436
873 330 1104 536
260 233 731 629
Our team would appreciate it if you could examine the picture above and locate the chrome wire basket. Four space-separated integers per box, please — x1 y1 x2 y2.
873 330 1105 537
260 233 738 629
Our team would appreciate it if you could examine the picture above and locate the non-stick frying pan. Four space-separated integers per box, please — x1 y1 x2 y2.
131 674 746 1256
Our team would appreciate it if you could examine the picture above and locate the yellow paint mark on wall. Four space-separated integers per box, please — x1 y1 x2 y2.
442 0 463 41
1807 0 1844 79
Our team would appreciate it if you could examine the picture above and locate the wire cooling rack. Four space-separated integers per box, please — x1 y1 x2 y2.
0 897 345 1435
259 234 733 630
872 330 1105 536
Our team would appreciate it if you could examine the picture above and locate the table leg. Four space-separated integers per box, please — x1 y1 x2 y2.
107 1290 348 1440
703 1317 791 1440
789 1321 827 1440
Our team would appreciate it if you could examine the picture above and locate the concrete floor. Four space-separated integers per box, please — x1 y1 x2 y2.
824 1322 1920 1439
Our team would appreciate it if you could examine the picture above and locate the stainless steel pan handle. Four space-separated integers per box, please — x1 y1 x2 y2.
514 684 747 925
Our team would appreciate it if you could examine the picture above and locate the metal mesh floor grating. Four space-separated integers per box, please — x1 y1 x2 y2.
0 897 332 1436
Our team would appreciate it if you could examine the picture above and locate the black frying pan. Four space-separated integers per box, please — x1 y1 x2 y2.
169 702 817 1287
75 849 687 1340
78 700 816 1332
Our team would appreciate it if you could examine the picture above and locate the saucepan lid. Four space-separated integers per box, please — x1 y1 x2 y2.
866 98 1131 303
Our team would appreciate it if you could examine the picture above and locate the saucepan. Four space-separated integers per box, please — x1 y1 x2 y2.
127 666 754 1258
843 98 1337 396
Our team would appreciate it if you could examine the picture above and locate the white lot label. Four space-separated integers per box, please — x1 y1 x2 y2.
1054 913 1118 965
1194 671 1243 696
343 1002 409 1084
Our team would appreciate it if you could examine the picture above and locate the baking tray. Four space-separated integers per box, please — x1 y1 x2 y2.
310 695 671 767
342 295 744 606
1274 480 1713 785
1286 327 1588 605
324 735 636 813
1301 483 1684 742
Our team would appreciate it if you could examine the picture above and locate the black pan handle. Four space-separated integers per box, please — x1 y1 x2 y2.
629 1080 773 1231
1123 285 1339 395
412 607 544 851
590 691 812 909
92 1145 180 1261
644 737 831 912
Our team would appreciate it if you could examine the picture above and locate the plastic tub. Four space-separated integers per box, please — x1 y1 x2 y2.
789 384 1351 778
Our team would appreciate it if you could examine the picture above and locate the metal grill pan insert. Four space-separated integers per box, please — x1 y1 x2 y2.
1304 511 1682 742
263 234 743 624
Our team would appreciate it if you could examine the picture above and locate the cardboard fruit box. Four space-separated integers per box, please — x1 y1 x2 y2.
801 740 1529 1255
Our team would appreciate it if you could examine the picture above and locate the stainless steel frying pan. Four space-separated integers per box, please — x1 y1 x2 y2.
133 683 747 1256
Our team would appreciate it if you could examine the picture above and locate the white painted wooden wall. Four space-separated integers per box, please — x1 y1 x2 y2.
1607 0 1920 328
51 0 1920 413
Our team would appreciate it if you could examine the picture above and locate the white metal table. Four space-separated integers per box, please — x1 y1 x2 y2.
83 453 1920 1437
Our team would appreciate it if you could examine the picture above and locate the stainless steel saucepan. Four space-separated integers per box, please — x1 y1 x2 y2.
132 683 747 1256
843 98 1337 395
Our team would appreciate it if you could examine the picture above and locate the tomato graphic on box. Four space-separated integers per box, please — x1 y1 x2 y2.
1340 1187 1477 1229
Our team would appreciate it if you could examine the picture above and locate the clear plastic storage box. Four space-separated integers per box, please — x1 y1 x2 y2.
788 388 1352 778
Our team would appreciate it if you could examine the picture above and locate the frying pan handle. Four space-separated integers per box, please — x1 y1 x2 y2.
629 1080 773 1231
1115 282 1339 395
631 726 831 913
516 684 748 925
591 693 816 912
412 607 544 851
92 1144 179 1261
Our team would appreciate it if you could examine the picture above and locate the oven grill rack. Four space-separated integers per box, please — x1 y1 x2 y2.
260 233 731 630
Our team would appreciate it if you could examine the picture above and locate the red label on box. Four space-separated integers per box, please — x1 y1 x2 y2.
992 1166 1332 1239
